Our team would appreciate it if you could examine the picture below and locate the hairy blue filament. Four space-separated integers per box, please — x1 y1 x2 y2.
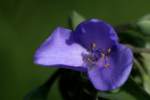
83 43 111 68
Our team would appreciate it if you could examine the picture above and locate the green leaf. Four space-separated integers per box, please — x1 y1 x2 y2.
142 53 150 94
143 74 150 94
68 11 85 30
24 85 50 100
98 91 136 100
24 69 62 100
119 31 146 48
98 78 150 100
142 53 150 75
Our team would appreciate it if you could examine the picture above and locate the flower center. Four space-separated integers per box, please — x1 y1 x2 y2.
83 43 111 68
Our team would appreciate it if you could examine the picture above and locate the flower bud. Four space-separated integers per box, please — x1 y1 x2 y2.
137 14 150 34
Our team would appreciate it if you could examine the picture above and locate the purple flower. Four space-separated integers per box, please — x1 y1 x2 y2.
34 19 133 91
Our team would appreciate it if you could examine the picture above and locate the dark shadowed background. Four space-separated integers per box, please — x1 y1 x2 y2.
0 0 150 100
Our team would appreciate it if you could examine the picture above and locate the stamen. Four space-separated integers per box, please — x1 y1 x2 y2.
107 48 111 54
84 46 112 68
101 53 105 59
91 43 96 49
100 51 111 68
87 58 92 62
104 64 110 68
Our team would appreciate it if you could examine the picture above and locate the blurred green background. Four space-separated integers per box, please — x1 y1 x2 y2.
1 0 150 100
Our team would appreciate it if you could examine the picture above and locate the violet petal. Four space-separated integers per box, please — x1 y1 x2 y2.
73 19 118 50
34 27 88 71
87 44 133 91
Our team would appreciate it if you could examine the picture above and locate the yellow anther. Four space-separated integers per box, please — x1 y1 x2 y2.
104 64 110 68
101 53 105 59
107 48 111 53
91 43 96 49
87 58 92 63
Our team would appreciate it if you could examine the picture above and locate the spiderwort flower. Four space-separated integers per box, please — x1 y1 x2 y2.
34 19 133 91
